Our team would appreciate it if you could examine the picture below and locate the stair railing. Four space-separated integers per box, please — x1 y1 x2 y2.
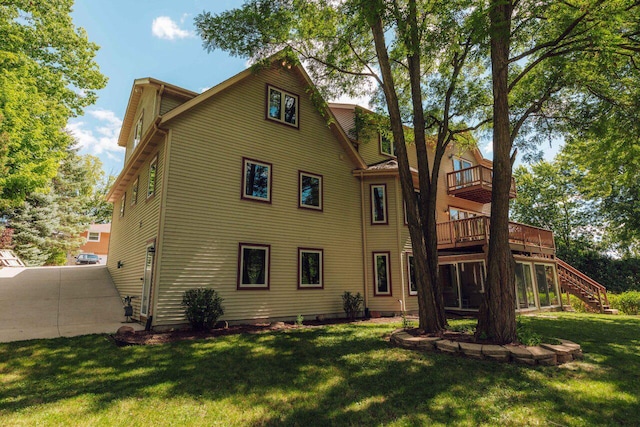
557 258 608 312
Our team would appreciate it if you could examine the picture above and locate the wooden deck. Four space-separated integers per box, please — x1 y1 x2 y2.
436 216 555 255
446 165 517 204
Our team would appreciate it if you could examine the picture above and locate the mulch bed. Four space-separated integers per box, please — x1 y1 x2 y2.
110 317 394 346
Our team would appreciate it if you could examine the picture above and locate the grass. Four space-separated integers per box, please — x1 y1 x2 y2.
1 313 639 426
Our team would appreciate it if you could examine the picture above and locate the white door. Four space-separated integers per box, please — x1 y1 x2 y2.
140 244 155 317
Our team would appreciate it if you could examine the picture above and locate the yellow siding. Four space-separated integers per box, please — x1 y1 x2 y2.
160 93 187 115
124 87 158 163
155 66 364 325
107 140 165 318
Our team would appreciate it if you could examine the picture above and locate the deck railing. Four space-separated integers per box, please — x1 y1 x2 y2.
446 165 517 197
436 216 555 252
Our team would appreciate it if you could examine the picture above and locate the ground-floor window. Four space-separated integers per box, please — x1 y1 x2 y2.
373 252 391 296
406 253 417 295
238 243 270 289
298 248 323 288
440 261 485 309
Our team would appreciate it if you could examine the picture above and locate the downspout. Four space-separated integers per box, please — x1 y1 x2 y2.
395 176 406 314
359 171 369 312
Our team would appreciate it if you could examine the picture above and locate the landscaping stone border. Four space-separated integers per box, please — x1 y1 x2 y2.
390 329 582 366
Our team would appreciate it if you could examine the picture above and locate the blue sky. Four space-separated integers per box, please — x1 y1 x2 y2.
67 1 559 176
68 0 249 175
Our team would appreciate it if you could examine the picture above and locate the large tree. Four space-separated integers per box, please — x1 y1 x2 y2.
195 0 490 334
0 0 106 208
478 0 640 343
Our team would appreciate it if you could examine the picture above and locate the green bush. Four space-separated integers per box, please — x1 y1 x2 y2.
342 291 363 321
569 295 590 313
609 291 640 315
181 288 224 330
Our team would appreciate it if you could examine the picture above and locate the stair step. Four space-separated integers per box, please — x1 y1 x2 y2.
604 309 619 315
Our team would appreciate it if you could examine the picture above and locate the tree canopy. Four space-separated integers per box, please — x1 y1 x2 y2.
0 0 106 207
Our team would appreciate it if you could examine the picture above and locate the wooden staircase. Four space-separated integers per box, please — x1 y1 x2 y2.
557 259 617 314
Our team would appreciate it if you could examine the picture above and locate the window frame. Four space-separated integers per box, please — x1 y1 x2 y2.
87 232 101 242
379 132 396 157
373 251 392 296
133 111 143 150
370 184 388 225
241 157 273 204
298 170 323 211
131 177 139 206
406 252 417 296
266 84 299 128
147 155 158 199
298 247 324 289
237 243 271 290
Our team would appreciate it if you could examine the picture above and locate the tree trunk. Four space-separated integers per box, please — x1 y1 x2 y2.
477 0 517 344
367 1 446 334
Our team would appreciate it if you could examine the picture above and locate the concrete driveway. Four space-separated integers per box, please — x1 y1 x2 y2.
0 265 142 343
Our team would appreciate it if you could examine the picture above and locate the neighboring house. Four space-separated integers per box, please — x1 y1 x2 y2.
106 53 611 329
76 223 111 264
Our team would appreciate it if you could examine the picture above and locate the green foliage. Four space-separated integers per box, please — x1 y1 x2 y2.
609 291 640 315
181 288 225 330
295 314 304 326
0 0 106 207
568 295 589 313
341 291 363 321
8 149 111 265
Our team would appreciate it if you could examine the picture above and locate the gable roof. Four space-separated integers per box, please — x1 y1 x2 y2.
117 78 197 148
160 53 367 170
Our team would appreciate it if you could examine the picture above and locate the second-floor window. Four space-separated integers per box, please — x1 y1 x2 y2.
299 171 322 210
267 85 298 128
371 184 388 224
119 193 126 217
242 158 272 203
380 133 396 157
147 156 158 198
131 177 139 206
87 232 100 242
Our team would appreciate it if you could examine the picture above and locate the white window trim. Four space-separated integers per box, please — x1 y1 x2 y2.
119 193 126 218
407 253 417 296
371 184 388 224
147 155 158 199
87 232 101 242
452 156 472 171
298 248 323 288
242 157 272 203
373 252 392 296
133 112 143 149
380 132 395 157
266 85 299 128
299 171 323 210
238 243 270 289
131 177 139 206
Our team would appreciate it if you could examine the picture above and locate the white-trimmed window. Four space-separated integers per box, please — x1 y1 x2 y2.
299 248 323 289
373 252 392 296
119 193 126 218
380 133 396 157
407 253 417 295
449 207 478 221
404 191 420 225
371 184 388 224
238 243 270 289
87 232 100 242
242 158 272 203
131 177 139 206
147 155 158 198
133 112 143 149
267 85 299 128
299 171 322 210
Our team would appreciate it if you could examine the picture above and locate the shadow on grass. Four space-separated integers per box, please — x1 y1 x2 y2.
0 316 639 425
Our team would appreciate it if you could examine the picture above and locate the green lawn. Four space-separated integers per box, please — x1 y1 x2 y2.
1 313 639 426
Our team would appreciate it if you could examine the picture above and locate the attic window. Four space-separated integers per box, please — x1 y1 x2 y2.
133 112 143 149
380 133 396 157
267 85 298 128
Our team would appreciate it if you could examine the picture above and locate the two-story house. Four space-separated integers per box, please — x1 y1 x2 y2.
107 54 612 329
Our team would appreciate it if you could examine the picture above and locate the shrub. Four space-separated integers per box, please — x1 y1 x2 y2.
609 291 640 315
181 288 224 330
569 295 589 313
342 291 363 321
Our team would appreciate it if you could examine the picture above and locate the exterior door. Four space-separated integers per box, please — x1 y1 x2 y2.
140 243 155 317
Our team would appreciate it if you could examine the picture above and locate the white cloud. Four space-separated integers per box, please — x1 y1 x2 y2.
152 16 192 40
200 87 211 93
482 141 493 154
66 109 124 160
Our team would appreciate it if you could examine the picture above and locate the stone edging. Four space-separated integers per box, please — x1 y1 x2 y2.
389 329 582 366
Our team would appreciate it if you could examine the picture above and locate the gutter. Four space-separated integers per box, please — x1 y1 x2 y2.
358 170 369 312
